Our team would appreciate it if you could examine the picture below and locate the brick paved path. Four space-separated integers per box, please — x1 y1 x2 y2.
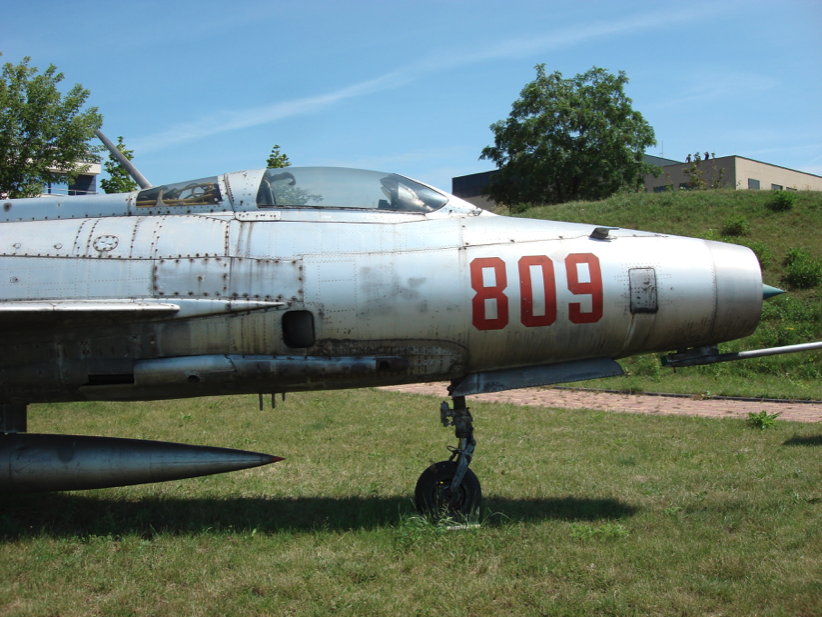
379 383 822 423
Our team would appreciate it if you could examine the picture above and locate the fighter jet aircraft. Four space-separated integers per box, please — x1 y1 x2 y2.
0 133 806 515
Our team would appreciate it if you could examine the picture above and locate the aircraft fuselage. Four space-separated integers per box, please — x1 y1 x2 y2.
0 167 762 405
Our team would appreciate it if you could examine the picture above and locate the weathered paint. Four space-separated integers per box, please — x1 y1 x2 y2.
0 167 763 405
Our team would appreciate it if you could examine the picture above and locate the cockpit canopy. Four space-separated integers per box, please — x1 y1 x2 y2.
255 167 448 213
136 177 222 209
133 167 450 214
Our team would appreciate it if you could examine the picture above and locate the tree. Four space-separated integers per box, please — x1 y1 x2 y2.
480 65 658 207
266 144 290 168
682 151 725 190
99 136 138 194
0 54 103 198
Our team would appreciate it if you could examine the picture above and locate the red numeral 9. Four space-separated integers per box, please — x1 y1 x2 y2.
565 253 603 324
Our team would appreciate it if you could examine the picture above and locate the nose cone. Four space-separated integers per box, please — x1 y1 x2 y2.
706 241 765 343
763 284 785 300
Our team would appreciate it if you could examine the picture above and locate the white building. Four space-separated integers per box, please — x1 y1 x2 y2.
43 161 102 196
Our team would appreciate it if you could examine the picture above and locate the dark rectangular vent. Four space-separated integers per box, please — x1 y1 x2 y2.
629 268 658 314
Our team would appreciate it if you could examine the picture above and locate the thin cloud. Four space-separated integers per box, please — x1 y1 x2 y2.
315 145 471 171
647 71 779 112
429 4 724 70
744 144 821 158
131 71 414 153
805 153 822 167
799 164 822 177
133 4 726 153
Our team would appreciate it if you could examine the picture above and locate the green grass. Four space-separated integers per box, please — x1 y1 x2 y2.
513 189 822 399
516 190 822 271
2 389 822 616
517 188 822 293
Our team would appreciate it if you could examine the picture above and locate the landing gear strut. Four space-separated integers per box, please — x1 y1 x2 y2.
414 388 482 518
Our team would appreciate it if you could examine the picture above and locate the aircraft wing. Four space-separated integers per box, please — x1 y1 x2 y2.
0 298 285 330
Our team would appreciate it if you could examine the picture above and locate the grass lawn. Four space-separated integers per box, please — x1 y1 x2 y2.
2 389 821 616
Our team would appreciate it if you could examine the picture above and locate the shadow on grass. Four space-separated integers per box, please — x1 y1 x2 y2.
0 493 637 540
783 434 822 447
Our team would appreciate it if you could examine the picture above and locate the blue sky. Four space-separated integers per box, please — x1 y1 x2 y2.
3 0 821 192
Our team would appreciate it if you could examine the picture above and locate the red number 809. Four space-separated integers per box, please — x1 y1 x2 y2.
470 253 603 331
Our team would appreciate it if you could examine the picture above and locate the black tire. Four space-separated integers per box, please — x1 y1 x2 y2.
414 460 482 518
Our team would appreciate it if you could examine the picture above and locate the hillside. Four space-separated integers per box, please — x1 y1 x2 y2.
513 189 822 399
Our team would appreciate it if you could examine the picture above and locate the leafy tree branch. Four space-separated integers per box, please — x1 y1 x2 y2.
0 53 102 198
100 136 138 194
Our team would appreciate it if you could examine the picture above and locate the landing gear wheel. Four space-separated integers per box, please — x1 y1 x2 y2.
415 460 482 519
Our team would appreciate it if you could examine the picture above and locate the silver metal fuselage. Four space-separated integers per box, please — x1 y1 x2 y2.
0 167 763 405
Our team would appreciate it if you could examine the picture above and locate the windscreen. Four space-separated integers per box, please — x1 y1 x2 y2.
256 167 447 213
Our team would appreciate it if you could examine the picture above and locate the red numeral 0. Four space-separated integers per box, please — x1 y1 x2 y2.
518 255 556 327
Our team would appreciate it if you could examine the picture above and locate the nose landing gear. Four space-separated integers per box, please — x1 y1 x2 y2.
414 391 482 518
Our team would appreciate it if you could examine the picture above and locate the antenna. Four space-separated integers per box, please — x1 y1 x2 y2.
95 130 152 189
